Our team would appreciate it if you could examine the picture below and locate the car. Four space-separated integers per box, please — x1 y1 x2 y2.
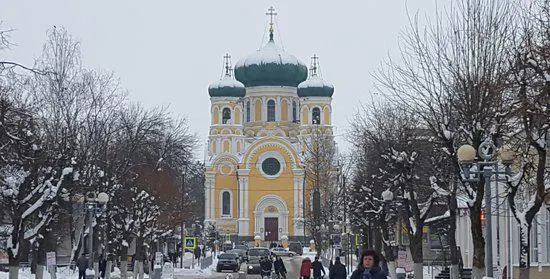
234 245 249 261
228 248 247 263
216 253 240 272
288 241 303 256
270 247 294 257
246 247 271 274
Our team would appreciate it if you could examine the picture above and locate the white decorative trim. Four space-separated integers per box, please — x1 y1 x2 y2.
253 195 290 240
220 189 233 218
257 151 285 179
311 106 322 125
244 139 298 169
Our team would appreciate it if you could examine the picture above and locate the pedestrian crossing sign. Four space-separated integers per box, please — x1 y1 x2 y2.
184 237 196 249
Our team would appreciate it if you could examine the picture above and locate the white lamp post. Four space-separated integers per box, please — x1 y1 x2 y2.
457 139 514 278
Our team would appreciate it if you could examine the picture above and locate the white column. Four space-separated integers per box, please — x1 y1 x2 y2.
276 97 281 121
209 174 216 219
205 173 216 221
262 97 267 121
292 169 305 236
237 169 250 236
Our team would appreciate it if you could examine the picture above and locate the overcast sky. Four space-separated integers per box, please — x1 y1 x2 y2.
3 0 438 159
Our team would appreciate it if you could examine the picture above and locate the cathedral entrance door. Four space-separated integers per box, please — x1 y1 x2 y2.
264 217 278 241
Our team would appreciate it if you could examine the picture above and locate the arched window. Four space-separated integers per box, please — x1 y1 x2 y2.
267 100 276 122
222 108 231 124
246 101 251 122
312 107 321 124
292 101 298 123
222 191 231 216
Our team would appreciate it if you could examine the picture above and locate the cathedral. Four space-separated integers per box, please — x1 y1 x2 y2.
204 7 335 243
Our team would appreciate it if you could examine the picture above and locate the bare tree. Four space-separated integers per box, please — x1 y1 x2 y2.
300 126 338 256
373 1 515 277
505 1 550 277
350 102 452 279
0 91 74 279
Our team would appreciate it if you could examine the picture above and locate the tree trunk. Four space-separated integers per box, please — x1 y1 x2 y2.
120 246 128 279
448 194 460 279
134 238 145 279
518 220 531 279
35 239 45 279
469 203 485 279
409 234 423 279
8 245 21 279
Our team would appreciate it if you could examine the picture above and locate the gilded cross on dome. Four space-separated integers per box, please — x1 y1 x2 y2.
266 6 277 41
223 53 232 76
310 54 319 76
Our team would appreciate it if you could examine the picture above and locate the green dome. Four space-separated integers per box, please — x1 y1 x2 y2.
208 74 246 97
297 75 334 97
234 40 308 87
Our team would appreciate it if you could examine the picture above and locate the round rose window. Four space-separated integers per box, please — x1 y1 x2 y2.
261 157 281 176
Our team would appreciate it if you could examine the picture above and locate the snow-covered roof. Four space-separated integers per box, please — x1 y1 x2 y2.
208 74 246 97
297 75 334 97
235 40 303 67
234 39 308 87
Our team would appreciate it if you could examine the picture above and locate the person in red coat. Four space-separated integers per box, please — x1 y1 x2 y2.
300 257 313 279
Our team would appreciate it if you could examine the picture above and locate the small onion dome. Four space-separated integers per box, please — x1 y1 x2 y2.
235 40 308 87
297 75 334 97
208 74 246 98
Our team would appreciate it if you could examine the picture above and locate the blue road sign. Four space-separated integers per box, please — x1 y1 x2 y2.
184 237 196 249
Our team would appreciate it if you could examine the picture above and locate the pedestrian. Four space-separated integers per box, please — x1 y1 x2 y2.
329 257 346 279
76 254 89 279
312 256 326 279
260 256 272 279
194 247 201 261
350 250 387 279
99 257 107 279
300 257 312 279
273 255 287 279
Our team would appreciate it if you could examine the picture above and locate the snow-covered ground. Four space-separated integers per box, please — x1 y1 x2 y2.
0 251 219 279
0 267 79 279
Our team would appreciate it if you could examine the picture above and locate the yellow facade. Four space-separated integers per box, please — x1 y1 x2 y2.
205 22 334 243
281 99 288 121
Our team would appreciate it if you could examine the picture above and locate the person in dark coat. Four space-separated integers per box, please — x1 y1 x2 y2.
99 258 107 279
273 256 287 279
260 256 273 279
350 250 387 279
76 254 89 279
300 257 312 279
329 256 346 279
312 256 326 279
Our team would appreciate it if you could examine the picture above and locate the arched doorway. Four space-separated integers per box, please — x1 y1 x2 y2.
254 195 289 241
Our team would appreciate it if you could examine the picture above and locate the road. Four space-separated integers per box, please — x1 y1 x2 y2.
174 256 304 279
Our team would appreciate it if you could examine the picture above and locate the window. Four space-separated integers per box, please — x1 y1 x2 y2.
267 100 276 122
292 101 298 122
222 191 231 216
312 107 321 124
246 101 251 122
262 157 281 176
222 108 231 124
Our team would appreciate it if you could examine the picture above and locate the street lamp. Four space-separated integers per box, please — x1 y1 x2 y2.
457 139 514 278
85 192 109 274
